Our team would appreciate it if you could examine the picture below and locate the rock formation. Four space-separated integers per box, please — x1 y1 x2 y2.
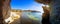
35 0 60 24
35 0 51 4
0 0 11 24
10 9 22 24
42 6 51 24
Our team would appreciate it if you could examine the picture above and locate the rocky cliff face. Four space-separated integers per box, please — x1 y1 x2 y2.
42 6 51 24
35 0 51 4
50 0 60 24
0 0 11 24
2 0 11 20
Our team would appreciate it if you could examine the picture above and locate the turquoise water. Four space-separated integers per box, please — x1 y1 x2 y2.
23 12 42 21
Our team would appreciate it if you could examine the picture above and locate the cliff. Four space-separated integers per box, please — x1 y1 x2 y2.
0 0 11 24
42 6 50 24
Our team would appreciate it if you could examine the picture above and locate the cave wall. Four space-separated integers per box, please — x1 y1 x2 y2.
50 0 60 24
42 6 51 24
0 0 3 24
35 0 51 4
2 0 11 20
35 0 60 24
0 0 11 24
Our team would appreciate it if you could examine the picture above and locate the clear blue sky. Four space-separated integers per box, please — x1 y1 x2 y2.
11 0 44 13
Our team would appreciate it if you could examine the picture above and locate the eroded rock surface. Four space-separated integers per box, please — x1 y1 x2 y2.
0 0 11 24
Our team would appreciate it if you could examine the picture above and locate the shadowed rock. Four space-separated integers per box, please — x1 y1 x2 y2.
0 0 11 24
42 6 51 24
35 0 51 4
35 0 60 24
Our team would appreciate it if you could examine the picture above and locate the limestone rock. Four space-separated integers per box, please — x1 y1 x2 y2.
35 0 51 4
0 0 11 24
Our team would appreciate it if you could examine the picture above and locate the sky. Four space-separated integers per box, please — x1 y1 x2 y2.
10 0 44 13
